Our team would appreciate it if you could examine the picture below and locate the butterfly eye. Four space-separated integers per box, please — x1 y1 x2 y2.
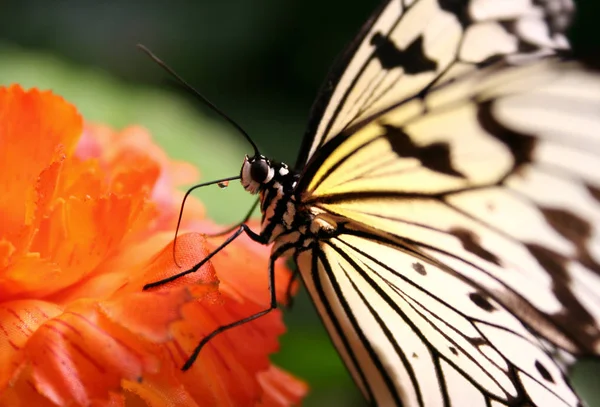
250 159 270 183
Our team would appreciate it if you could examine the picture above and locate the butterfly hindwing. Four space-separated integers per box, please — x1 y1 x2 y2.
298 226 582 406
298 0 574 170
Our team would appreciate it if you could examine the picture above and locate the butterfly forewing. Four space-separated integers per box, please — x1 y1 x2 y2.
298 0 573 170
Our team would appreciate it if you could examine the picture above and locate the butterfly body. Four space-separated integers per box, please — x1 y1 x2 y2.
240 155 300 242
241 155 340 253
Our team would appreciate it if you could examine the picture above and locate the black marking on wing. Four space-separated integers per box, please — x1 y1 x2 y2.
469 337 487 347
311 188 600 357
541 206 600 276
328 236 490 406
534 360 555 383
526 244 599 352
586 184 600 203
477 101 537 174
383 124 466 178
542 207 590 249
413 262 427 275
370 32 438 74
449 227 501 266
469 292 496 312
580 251 600 275
433 356 452 407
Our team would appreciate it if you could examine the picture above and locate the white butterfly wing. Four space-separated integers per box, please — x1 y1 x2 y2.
297 228 582 406
294 58 600 406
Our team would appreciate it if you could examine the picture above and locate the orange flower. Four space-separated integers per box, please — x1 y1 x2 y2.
0 85 307 406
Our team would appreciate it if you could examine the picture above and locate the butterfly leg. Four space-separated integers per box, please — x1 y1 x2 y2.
181 242 295 371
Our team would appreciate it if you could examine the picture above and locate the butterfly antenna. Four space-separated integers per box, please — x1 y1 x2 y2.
137 44 260 157
172 176 241 267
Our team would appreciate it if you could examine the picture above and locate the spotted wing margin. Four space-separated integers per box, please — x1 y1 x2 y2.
296 0 574 169
300 58 600 365
296 225 583 407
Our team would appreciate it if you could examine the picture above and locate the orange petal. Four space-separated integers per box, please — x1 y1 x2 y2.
34 159 63 231
0 85 82 244
90 391 126 407
0 85 307 406
0 300 63 390
105 148 160 197
27 194 153 298
136 232 219 293
0 239 16 269
0 254 62 299
12 234 220 405
123 372 199 407
0 365 56 407
25 300 159 406
167 306 261 406
164 291 289 406
50 231 216 305
99 288 195 343
79 124 203 224
257 366 309 407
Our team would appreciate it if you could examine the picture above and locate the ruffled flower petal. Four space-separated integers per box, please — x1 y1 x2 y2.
0 85 307 406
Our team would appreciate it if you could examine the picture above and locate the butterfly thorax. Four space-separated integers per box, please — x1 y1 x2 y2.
240 155 307 243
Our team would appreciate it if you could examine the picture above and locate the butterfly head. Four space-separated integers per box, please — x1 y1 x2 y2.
241 155 275 194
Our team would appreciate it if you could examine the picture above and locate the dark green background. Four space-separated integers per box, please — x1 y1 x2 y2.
0 1 598 406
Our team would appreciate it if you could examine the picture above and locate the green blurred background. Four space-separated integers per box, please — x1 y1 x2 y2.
0 1 598 405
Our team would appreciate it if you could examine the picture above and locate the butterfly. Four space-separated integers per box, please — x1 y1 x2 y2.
143 0 600 406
